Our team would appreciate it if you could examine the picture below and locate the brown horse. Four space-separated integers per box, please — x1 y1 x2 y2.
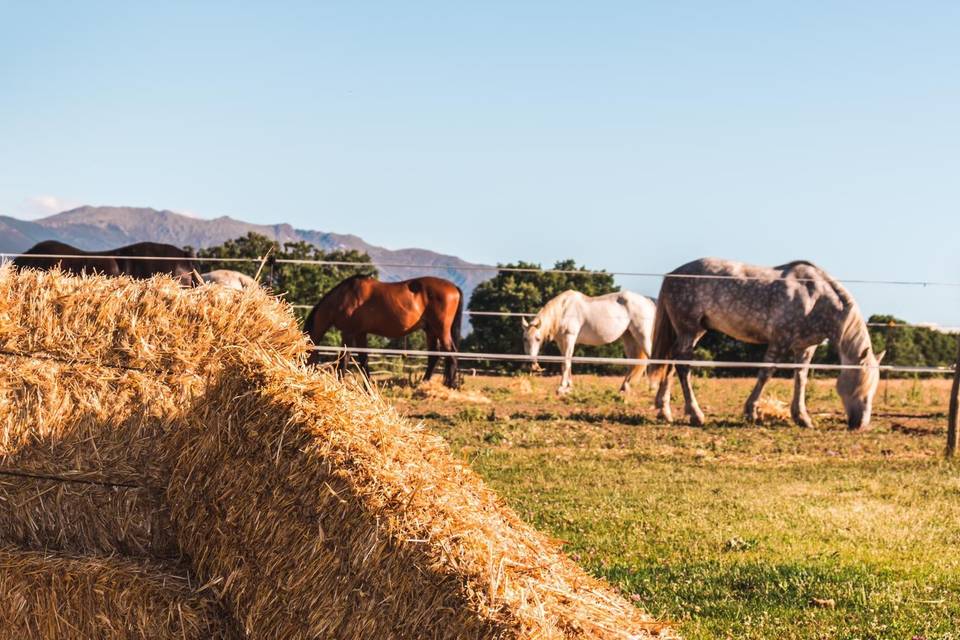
304 275 464 388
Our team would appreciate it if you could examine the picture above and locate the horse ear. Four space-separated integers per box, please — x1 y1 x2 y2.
876 350 886 364
531 317 541 328
521 317 529 328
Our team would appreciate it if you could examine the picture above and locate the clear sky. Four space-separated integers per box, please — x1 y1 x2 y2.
1 2 957 324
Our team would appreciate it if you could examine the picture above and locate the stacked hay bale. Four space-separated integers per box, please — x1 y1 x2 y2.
0 265 670 639
0 266 302 639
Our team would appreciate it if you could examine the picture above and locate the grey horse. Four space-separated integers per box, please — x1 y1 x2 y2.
648 258 884 430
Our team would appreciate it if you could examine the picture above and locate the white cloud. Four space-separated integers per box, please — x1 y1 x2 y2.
174 209 206 219
18 195 81 219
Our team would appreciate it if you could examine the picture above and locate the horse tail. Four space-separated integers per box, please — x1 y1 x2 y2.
647 299 676 382
451 286 464 349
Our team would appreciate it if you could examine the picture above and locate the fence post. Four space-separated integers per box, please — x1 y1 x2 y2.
947 336 960 458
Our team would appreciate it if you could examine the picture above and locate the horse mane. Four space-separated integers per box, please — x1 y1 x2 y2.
317 273 374 304
775 260 871 363
534 290 579 342
812 265 872 364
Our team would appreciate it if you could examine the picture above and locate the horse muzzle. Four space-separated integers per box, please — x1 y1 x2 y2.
530 362 543 373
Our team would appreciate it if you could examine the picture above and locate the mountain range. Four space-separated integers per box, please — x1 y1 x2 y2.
0 206 497 302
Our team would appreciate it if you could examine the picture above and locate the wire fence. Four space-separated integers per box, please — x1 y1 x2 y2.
3 252 960 287
310 345 956 375
289 304 958 331
4 250 957 371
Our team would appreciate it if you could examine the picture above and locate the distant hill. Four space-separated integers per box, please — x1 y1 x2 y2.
0 206 497 303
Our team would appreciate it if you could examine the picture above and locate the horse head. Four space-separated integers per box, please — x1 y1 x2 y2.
521 316 544 372
836 348 885 430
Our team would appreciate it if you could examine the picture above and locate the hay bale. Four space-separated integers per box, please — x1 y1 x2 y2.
0 547 238 639
0 266 304 559
0 475 175 558
0 356 194 486
0 356 183 558
0 266 670 638
167 356 667 638
0 265 307 373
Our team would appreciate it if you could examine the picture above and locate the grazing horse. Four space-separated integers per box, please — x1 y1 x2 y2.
304 275 463 388
13 240 197 284
649 258 884 430
522 290 657 395
201 269 259 290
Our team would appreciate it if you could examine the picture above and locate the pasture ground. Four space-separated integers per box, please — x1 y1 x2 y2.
380 372 960 640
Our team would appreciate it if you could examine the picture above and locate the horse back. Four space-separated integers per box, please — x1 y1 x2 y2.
659 257 844 345
13 240 120 275
108 242 196 279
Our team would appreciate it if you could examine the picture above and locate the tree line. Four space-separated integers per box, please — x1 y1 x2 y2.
196 234 956 374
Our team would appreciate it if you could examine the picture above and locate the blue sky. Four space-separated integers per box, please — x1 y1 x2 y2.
1 2 957 324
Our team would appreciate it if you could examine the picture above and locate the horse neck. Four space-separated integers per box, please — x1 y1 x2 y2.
536 293 575 341
306 296 338 340
834 303 872 365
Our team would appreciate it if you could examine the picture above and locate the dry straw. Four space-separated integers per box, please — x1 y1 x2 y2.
0 474 175 559
167 354 669 639
0 265 671 639
0 547 238 639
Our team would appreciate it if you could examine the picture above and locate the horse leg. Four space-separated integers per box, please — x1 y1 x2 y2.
744 346 783 423
423 334 440 382
356 333 370 380
440 333 459 389
674 331 706 426
620 332 645 394
557 332 577 395
655 367 674 423
790 346 817 428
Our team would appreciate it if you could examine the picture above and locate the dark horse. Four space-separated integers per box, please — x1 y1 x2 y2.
13 240 197 284
304 275 464 388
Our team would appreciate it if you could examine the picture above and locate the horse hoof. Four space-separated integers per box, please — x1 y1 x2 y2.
657 410 673 424
689 412 705 427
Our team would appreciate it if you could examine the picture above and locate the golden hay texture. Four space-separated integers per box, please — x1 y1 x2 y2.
0 547 238 639
0 266 670 639
0 356 195 486
413 377 493 404
755 397 791 424
167 354 668 639
0 474 175 558
0 265 308 372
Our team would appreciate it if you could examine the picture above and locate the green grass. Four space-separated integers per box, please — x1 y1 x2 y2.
384 374 960 639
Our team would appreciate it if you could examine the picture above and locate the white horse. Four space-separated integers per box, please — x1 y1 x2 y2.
200 269 259 291
522 290 657 394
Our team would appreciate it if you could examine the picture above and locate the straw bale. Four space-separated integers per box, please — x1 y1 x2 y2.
0 474 176 558
0 264 307 373
0 546 238 639
0 356 192 487
167 355 668 639
0 266 669 637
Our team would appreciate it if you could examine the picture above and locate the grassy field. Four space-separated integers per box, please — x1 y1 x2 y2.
379 371 959 640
